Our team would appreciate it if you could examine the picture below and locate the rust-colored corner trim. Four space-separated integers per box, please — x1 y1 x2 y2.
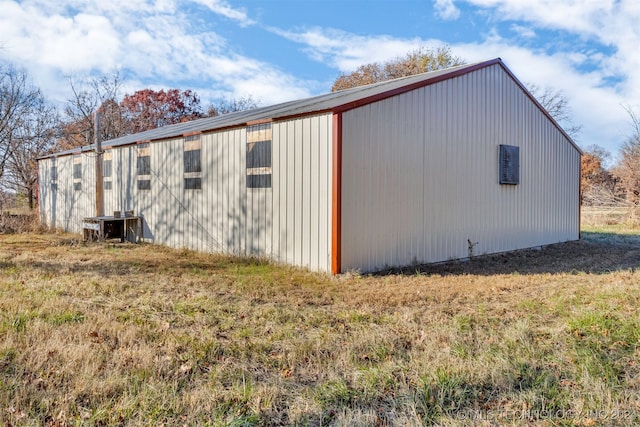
35 164 40 213
331 113 343 275
578 154 582 240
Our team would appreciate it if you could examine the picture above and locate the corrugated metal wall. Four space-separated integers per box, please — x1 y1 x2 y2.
39 153 95 231
38 113 333 272
272 114 333 271
341 63 580 273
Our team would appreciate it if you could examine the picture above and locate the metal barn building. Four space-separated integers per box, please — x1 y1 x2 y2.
38 58 581 274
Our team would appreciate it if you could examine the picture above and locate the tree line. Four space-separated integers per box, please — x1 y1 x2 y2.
0 65 259 209
2 47 640 210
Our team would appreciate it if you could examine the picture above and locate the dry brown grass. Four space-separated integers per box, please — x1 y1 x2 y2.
1 223 639 426
582 205 640 228
0 211 41 234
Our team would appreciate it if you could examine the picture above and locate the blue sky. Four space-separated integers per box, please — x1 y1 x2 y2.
1 0 639 160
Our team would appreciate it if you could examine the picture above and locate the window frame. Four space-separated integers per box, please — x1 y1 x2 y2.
103 151 113 191
73 155 82 191
136 143 151 191
246 123 272 189
183 134 202 190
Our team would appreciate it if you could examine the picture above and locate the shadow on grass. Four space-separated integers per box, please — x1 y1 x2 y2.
3 231 638 279
378 230 640 277
17 240 279 280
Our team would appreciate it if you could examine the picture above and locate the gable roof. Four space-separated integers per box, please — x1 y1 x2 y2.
40 58 580 159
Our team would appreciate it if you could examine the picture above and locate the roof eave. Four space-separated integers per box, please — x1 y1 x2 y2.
331 58 503 114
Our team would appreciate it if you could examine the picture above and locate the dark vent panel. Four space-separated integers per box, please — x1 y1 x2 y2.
499 145 520 185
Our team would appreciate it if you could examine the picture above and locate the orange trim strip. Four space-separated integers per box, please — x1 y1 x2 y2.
331 113 343 275
182 131 202 137
246 118 273 126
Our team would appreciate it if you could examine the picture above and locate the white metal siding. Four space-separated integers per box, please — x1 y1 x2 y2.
38 113 333 272
272 114 333 271
341 64 580 273
38 154 95 231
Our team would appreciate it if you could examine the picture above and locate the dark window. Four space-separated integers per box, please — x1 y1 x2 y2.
137 156 150 176
184 177 202 190
247 174 272 189
184 136 202 190
51 183 58 191
184 149 201 173
103 159 112 177
137 179 151 190
51 166 57 181
104 181 112 190
73 158 81 191
246 140 272 168
499 145 520 185
246 123 272 189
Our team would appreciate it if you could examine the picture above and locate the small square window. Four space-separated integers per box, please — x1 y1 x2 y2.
104 181 112 190
74 182 82 191
184 177 202 190
246 140 271 168
247 174 271 189
137 179 151 190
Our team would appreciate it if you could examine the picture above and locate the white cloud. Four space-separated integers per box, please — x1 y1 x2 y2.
510 24 535 39
271 27 435 73
0 0 310 109
0 2 120 73
461 0 640 100
191 0 255 26
434 0 461 20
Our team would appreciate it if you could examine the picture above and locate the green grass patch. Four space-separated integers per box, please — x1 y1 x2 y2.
569 312 639 385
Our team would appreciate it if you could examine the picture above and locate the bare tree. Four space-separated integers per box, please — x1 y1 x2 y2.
528 84 582 139
61 72 126 150
0 64 41 182
206 95 260 116
580 145 620 206
331 46 465 92
5 96 60 209
613 105 640 205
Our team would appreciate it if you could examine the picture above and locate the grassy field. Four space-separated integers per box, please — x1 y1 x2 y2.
1 217 639 425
